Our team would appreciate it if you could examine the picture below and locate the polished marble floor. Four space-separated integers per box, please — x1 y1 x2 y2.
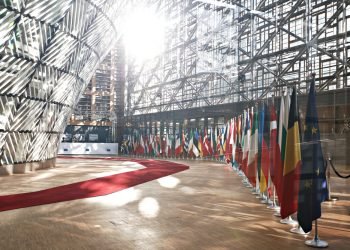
0 157 349 250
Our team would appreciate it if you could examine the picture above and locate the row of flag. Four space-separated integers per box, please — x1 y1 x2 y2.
122 79 328 233
225 80 328 233
122 124 235 159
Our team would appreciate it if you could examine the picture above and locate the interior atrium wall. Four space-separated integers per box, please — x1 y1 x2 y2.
0 0 125 173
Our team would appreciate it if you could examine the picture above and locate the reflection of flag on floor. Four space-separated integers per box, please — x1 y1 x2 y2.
281 87 301 219
297 78 328 233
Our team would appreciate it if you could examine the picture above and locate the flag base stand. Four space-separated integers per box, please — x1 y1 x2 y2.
259 194 268 203
266 199 273 205
305 220 328 248
280 216 297 225
290 226 310 235
325 196 339 202
252 191 260 195
261 200 268 204
251 188 259 195
243 180 252 188
305 238 328 248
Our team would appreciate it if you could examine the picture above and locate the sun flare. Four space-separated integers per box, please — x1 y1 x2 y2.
122 7 166 62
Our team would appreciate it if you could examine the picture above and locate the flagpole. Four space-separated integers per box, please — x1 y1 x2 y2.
305 220 328 248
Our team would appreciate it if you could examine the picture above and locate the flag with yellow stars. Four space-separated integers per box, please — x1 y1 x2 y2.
297 77 328 233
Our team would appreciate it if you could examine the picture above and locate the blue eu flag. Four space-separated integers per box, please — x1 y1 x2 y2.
297 78 328 233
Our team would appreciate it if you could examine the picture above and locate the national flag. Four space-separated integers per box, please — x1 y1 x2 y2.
201 129 210 157
156 135 161 156
160 135 164 156
204 129 212 156
163 134 167 156
235 115 242 165
144 135 148 154
122 138 129 154
276 95 290 201
225 120 233 163
269 104 278 188
222 124 227 153
198 132 204 157
247 109 258 186
260 104 270 193
257 105 264 192
138 134 145 155
280 87 302 219
213 127 217 158
188 129 194 157
175 133 183 156
242 110 251 175
297 78 328 233
192 130 200 157
183 130 189 153
127 135 132 154
169 134 173 156
152 135 158 156
133 135 138 154
148 134 153 155
210 127 215 156
182 130 186 148
217 128 223 157
166 133 172 156
231 118 237 162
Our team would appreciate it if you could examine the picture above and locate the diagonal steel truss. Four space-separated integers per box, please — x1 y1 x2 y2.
126 0 350 117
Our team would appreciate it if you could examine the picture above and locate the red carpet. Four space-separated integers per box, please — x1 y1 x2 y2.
0 158 189 212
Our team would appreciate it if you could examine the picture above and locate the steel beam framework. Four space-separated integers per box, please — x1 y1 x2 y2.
126 0 350 118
